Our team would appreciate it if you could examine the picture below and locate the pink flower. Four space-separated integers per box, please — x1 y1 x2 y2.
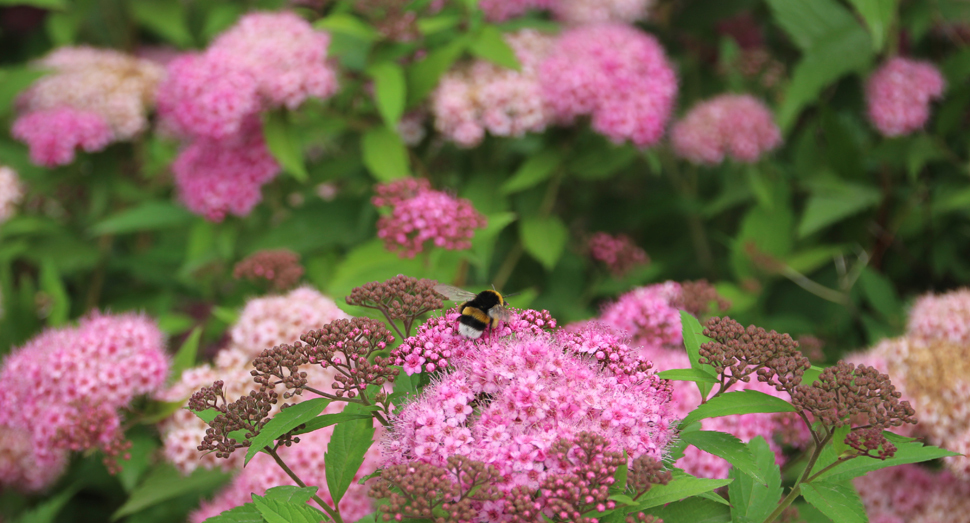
372 179 487 258
479 0 652 24
907 288 970 345
540 23 677 147
599 281 684 352
0 166 24 224
855 465 970 523
0 312 169 491
172 121 280 222
11 107 112 167
671 94 782 165
866 57 945 137
588 232 649 277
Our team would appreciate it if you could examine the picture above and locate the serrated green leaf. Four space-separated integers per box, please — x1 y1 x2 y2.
728 437 782 523
369 62 406 128
252 495 327 523
89 202 195 235
469 25 520 70
797 181 881 238
129 0 193 47
800 481 867 523
633 475 733 510
846 0 896 51
520 216 568 270
326 404 376 504
644 497 732 523
858 268 901 319
140 400 186 425
680 311 717 399
112 465 230 520
245 398 332 465
13 485 77 523
765 0 859 51
815 432 960 483
657 368 719 384
314 13 379 41
407 38 468 105
292 412 372 435
202 502 264 523
263 110 308 182
501 149 560 194
39 258 69 326
681 390 797 427
361 127 410 181
263 486 318 504
171 327 202 382
680 431 766 485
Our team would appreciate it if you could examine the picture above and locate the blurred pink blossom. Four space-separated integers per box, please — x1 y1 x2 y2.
856 464 970 523
588 232 649 277
907 288 970 344
479 0 652 25
599 281 684 352
0 166 25 224
671 94 781 165
11 107 112 167
867 57 945 137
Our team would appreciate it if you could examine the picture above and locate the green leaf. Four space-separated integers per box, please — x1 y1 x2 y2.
0 0 64 8
858 268 901 319
644 497 731 523
112 465 230 520
728 436 782 523
906 134 947 180
469 25 520 70
815 432 960 484
39 258 69 326
681 390 797 427
89 202 195 236
263 110 308 182
501 150 560 194
264 486 319 504
657 368 719 384
361 127 410 181
171 327 202 382
0 67 47 117
326 404 376 504
368 62 407 128
252 495 327 523
631 475 733 510
680 431 766 485
292 412 373 435
418 15 461 35
800 481 867 523
407 38 468 105
314 13 379 41
797 180 881 238
766 0 860 51
244 398 332 465
846 0 896 51
13 485 77 523
520 216 568 270
129 0 193 47
680 311 717 398
140 399 185 425
802 365 824 385
45 11 81 45
202 503 264 523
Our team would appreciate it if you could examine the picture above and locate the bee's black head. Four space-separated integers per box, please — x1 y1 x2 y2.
475 289 504 308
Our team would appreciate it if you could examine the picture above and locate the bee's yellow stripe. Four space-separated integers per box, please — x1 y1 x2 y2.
462 307 490 324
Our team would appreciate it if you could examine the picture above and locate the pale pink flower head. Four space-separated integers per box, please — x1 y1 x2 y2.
671 94 782 165
855 464 970 523
479 0 651 25
0 166 25 224
907 288 970 345
172 120 280 222
372 179 487 258
599 281 684 352
11 107 112 167
0 312 169 490
588 232 649 277
867 57 945 137
540 23 677 147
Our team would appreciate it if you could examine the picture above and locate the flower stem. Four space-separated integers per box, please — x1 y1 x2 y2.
267 447 344 523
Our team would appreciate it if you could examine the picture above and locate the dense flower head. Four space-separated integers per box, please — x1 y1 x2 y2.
382 322 676 517
372 179 487 258
11 107 112 167
0 312 169 490
479 0 652 25
907 288 970 344
587 232 649 277
233 249 304 291
855 464 970 523
540 23 677 147
0 166 25 224
670 94 782 165
866 57 946 137
156 11 337 140
16 46 164 143
599 281 684 352
432 29 555 147
171 121 280 222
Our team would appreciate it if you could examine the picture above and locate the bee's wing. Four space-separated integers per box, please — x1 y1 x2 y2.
488 305 513 322
433 284 478 301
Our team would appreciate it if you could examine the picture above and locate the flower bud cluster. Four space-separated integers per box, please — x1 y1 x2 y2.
346 275 443 337
233 249 304 291
188 381 279 458
587 232 649 277
844 427 896 460
299 317 398 400
700 316 809 393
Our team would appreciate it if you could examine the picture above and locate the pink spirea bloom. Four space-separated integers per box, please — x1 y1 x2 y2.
671 94 782 165
432 29 555 147
599 281 684 352
156 12 337 140
479 0 651 25
907 288 970 345
11 107 112 167
190 416 381 522
588 232 649 277
0 313 169 491
539 23 677 147
172 121 280 222
867 57 945 137
372 178 487 258
855 464 970 523
0 166 25 224
382 321 675 516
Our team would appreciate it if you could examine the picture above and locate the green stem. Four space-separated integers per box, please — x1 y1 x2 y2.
493 169 564 289
267 448 344 523
763 432 832 523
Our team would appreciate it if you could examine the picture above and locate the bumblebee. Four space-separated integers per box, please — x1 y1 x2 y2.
434 284 513 339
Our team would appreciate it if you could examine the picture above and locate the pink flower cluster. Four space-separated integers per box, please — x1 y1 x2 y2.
156 12 338 221
0 313 169 491
866 57 945 137
855 464 970 523
0 166 24 224
432 29 555 147
599 281 684 352
372 178 487 258
12 47 164 167
382 322 675 517
479 0 652 25
540 23 677 147
907 288 970 344
671 94 781 165
588 232 649 277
